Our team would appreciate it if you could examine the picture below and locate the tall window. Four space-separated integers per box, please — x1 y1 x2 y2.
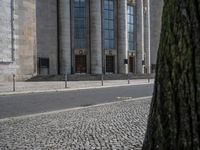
128 5 135 50
103 0 115 49
74 0 87 49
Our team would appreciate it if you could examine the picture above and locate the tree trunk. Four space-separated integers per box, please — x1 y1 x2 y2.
142 0 200 149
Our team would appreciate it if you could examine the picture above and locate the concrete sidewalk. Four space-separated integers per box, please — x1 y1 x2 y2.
0 79 154 95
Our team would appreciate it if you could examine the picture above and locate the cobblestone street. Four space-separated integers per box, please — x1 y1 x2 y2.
0 98 150 150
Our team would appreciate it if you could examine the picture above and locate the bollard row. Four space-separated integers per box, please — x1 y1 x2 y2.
1 74 152 93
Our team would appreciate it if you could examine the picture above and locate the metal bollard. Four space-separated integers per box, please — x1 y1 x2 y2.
65 74 68 88
128 74 130 84
13 74 16 92
101 74 104 86
148 74 150 83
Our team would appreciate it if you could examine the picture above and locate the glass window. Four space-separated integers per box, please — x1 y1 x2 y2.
128 5 135 50
104 11 109 19
80 0 85 7
109 1 113 10
104 40 109 49
103 0 115 49
110 40 114 48
104 31 109 39
104 0 109 9
104 20 109 29
108 20 113 29
108 11 113 19
74 0 87 49
74 0 79 7
109 30 114 39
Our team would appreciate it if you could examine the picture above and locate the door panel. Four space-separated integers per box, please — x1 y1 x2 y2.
106 56 115 73
129 56 135 73
75 55 87 73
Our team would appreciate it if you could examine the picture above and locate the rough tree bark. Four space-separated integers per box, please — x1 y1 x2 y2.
142 0 200 150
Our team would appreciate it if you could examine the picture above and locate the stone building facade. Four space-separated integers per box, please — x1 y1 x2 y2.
0 0 37 81
0 0 163 81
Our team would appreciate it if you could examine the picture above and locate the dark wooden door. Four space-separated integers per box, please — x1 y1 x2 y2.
106 56 115 73
129 56 135 73
75 55 87 73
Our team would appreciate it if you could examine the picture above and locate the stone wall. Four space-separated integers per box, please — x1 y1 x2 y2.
0 0 13 62
0 0 16 81
14 0 37 80
36 0 58 75
0 0 163 81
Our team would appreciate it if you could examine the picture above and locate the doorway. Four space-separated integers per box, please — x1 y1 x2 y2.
106 56 115 73
75 55 87 73
38 57 49 75
129 56 135 73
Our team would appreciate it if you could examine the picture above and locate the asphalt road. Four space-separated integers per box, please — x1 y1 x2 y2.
0 84 154 119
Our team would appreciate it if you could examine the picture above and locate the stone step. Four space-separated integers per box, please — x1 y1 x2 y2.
27 74 155 81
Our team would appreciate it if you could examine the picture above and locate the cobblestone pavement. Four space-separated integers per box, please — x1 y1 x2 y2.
0 98 151 150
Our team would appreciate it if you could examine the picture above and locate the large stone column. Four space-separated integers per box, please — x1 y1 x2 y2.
118 0 128 74
150 0 163 73
90 0 102 74
136 0 145 74
59 0 71 74
144 0 151 74
147 0 151 74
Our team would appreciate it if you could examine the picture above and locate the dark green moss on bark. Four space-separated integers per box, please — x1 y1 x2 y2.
142 0 200 149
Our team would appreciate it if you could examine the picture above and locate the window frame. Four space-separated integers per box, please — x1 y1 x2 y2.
73 0 87 49
127 4 136 51
103 0 115 50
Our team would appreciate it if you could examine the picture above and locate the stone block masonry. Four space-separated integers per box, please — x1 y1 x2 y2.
59 0 71 75
36 0 58 75
118 0 128 74
0 0 16 81
90 0 103 74
0 0 37 81
14 0 37 79
0 0 13 63
0 0 163 81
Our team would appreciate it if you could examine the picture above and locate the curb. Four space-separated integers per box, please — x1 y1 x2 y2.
0 82 154 96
